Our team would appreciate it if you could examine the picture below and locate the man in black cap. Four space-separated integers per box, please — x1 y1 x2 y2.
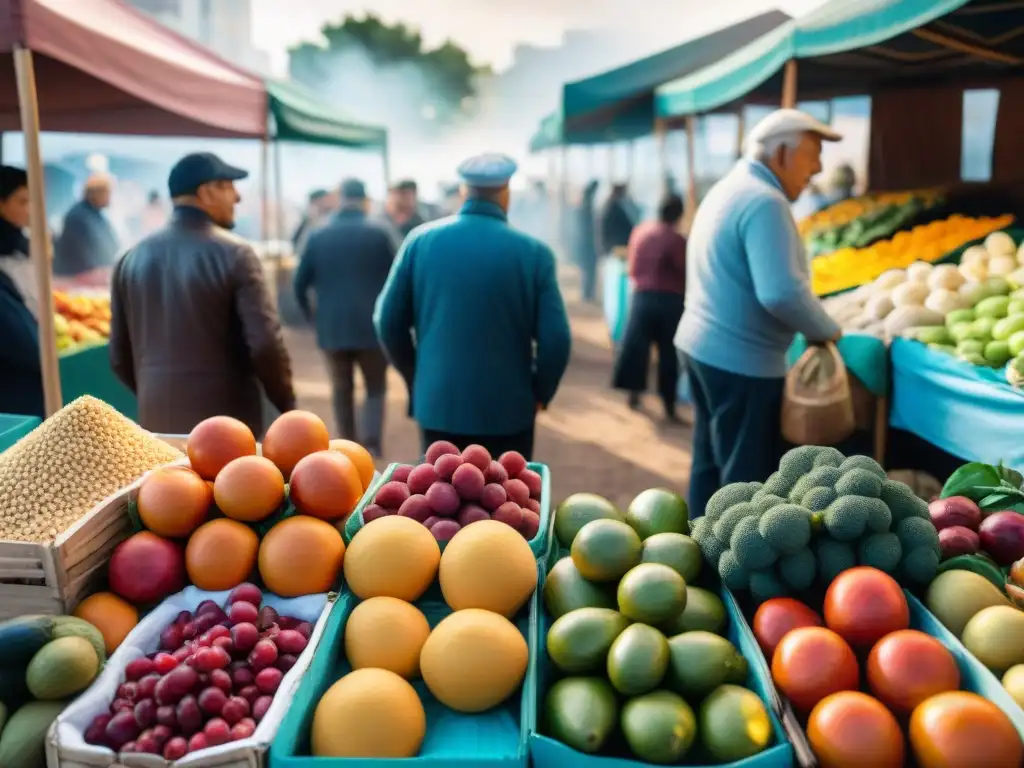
294 178 398 456
109 152 296 435
383 179 425 240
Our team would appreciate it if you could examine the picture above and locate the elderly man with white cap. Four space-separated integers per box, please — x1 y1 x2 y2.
54 173 121 277
374 153 572 461
675 108 844 517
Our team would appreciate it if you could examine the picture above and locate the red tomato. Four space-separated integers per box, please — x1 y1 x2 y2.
771 626 859 712
824 567 909 649
753 598 823 659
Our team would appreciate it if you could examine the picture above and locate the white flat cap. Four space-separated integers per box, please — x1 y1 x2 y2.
746 108 843 149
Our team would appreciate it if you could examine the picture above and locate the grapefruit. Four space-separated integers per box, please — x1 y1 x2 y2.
330 439 376 491
73 592 139 654
262 410 330 479
866 629 960 714
824 566 909 649
290 450 364 520
771 626 858 712
136 466 211 538
752 598 823 659
910 691 1022 768
343 516 440 602
807 691 904 768
186 416 256 480
258 515 346 597
213 455 285 522
185 518 259 591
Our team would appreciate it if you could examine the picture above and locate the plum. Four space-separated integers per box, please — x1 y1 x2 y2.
253 695 274 723
125 658 156 682
503 478 530 507
430 519 462 542
229 601 260 625
458 503 491 527
484 460 509 485
391 464 413 483
493 501 525 530
521 510 541 540
480 483 507 511
256 666 284 694
938 526 980 559
105 710 141 749
361 503 390 523
498 450 527 478
398 494 432 522
518 468 542 500
461 444 492 471
231 622 260 653
276 629 308 654
434 453 464 481
452 463 485 501
84 714 112 746
425 440 460 464
407 463 440 495
176 695 203 735
221 696 250 725
228 582 263 606
929 496 982 531
426 482 460 517
374 481 411 510
198 686 228 715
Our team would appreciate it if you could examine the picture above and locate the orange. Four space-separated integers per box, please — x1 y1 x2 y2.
185 518 259 591
214 455 286 522
330 439 376 490
74 592 139 654
290 451 364 520
137 466 211 538
772 626 859 713
867 630 960 714
808 691 904 768
824 567 909 649
910 691 1023 768
259 515 346 597
262 410 330 479
187 416 257 480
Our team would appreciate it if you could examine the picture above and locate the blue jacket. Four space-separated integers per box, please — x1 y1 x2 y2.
374 199 572 435
0 268 43 418
53 200 120 277
294 209 398 351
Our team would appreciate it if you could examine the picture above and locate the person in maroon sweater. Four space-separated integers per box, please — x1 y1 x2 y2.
612 193 687 422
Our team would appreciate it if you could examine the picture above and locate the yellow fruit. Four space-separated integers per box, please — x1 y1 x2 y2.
312 668 426 757
343 516 440 602
344 597 431 679
420 608 528 713
439 519 538 617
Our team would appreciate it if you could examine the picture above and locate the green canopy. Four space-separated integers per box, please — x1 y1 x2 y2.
655 0 1002 118
528 110 650 152
266 79 388 150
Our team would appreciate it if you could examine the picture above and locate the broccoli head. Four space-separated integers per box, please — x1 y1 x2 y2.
758 504 812 555
881 480 931 523
900 546 940 586
788 466 843 503
812 446 846 469
780 445 823 480
749 568 788 603
835 468 883 499
705 482 760 522
690 516 710 544
698 530 728 569
718 550 750 591
802 486 838 513
731 516 779 570
858 532 902 574
838 455 887 481
751 493 787 515
712 501 758 543
815 538 857 585
862 497 894 533
778 548 816 591
823 496 870 541
758 472 793 499
895 516 941 558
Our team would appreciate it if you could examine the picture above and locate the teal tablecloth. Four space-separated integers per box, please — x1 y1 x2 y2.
59 342 138 420
601 256 631 344
890 338 1024 467
787 333 889 396
0 414 40 452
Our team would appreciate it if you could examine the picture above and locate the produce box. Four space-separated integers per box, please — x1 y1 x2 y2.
270 581 541 767
48 586 338 767
342 462 552 559
0 413 40 453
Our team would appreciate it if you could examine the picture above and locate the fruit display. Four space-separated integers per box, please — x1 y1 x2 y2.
304 515 536 758
53 290 110 353
67 583 323 760
753 567 1023 767
0 614 107 766
690 446 941 603
354 440 545 545
538 493 783 765
811 214 1013 296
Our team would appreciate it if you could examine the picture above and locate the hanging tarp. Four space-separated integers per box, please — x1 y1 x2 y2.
267 79 387 150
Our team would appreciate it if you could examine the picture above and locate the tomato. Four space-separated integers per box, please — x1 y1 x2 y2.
771 626 859 712
910 691 1023 768
867 630 960 714
753 598 823 659
808 691 904 768
824 567 909 649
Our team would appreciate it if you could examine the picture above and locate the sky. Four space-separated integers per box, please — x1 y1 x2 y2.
251 0 828 74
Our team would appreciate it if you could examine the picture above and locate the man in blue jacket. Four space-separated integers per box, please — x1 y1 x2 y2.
374 153 572 461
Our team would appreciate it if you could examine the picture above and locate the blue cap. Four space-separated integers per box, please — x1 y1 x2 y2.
457 153 518 188
340 178 367 200
168 152 248 198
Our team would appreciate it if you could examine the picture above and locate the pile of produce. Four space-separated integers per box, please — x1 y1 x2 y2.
755 567 1023 766
101 410 364 620
309 515 538 757
800 190 942 258
0 615 107 766
362 440 542 542
0 396 181 545
82 584 314 759
53 291 110 352
811 214 1013 296
690 446 941 603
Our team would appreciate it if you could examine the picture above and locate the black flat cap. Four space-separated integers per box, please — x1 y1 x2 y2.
168 152 248 198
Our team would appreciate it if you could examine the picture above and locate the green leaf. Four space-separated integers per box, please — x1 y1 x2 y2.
941 462 1003 501
980 493 1019 511
997 464 1024 489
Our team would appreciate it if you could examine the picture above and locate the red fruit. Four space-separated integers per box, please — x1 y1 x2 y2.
867 629 961 714
112 698 133 713
461 444 492 471
479 483 507 511
808 691 905 768
425 440 460 464
525 498 541 514
433 453 464 482
181 622 198 640
426 482 460 516
373 480 410 509
108 531 186 605
121 742 138 753
261 623 281 640
457 503 491 527
105 710 141 749
135 731 161 754
85 713 112 746
252 695 273 722
521 510 541 540
205 624 231 641
772 626 859 712
205 717 231 746
398 494 432 522
176 695 203 735
407 463 440 495
228 582 263 606
174 610 192 626
221 696 250 725
452 463 485 501
134 698 157 728
193 612 221 634
255 666 283 694
232 665 255 689
138 674 160 700
391 464 413 483
210 669 233 692
493 501 525 530
502 478 530 507
498 451 527 478
362 504 390 523
195 646 231 672
293 622 314 640
198 686 228 715
151 724 172 746
257 605 280 631
231 720 256 741
163 736 188 760
248 639 278 670
276 653 298 672
277 616 300 630
187 732 208 753
484 460 509 485
231 622 260 653
153 653 178 675
117 682 139 701
213 636 234 654
172 647 191 664
518 468 542 499
157 665 198 704
275 629 308 655
195 599 223 618
161 623 185 648
239 685 260 704
125 658 156 682
753 598 824 658
229 601 260 625
156 705 176 728
824 567 910 649
430 519 461 541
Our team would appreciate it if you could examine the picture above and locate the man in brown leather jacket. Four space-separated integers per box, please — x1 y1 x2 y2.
109 153 296 435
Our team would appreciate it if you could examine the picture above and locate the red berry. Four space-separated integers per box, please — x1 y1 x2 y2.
238 685 260 704
84 714 112 746
274 629 308 655
133 699 156 729
210 669 233 693
137 673 160 700
221 696 250 725
104 710 140 750
124 658 155 682
229 601 260 625
186 732 208 753
252 695 273 723
152 653 178 675
111 698 133 713
174 610 192 626
117 681 138 701
159 624 184 651
230 719 256 740
198 686 228 716
293 622 314 640
175 695 203 736
255 666 283 695
212 636 234 654
155 705 176 728
194 646 231 672
231 665 255 689
163 736 188 759
276 653 298 673
204 717 231 746
257 605 279 631
135 731 161 754
230 622 260 653
151 724 172 746
172 646 191 664
227 582 263 606
248 639 278 670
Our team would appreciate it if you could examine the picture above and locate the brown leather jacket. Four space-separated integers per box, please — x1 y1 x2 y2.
109 206 296 435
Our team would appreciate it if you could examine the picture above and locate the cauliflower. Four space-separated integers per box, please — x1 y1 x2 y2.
985 230 1016 258
961 245 990 268
864 293 895 321
924 288 963 316
960 263 988 284
874 269 907 291
907 261 934 283
988 254 1018 277
892 281 930 307
926 263 966 291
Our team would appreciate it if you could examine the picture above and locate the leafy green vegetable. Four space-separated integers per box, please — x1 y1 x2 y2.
941 462 1004 501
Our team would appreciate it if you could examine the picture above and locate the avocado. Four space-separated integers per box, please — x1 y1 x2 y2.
620 690 697 764
607 623 669 696
543 557 615 618
546 608 630 674
625 488 689 539
640 532 702 583
700 684 773 761
554 493 623 549
571 519 642 582
617 563 686 624
544 677 618 754
666 631 748 700
660 586 728 636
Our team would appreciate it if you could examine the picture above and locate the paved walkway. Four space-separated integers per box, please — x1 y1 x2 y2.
285 269 694 511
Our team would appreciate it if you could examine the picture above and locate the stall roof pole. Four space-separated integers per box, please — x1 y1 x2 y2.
782 60 798 109
655 119 668 180
14 46 62 417
259 137 270 243
685 116 698 214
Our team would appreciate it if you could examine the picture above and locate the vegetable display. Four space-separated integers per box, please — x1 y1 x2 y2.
53 291 110 352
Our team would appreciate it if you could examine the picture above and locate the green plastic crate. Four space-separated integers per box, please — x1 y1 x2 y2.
269 578 541 767
342 462 552 559
0 413 40 453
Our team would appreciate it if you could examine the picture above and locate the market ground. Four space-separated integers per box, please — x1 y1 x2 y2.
283 268 694 509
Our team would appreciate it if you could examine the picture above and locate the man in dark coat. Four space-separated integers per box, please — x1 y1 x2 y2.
573 180 600 303
599 183 637 256
294 178 398 456
374 153 572 461
109 152 296 436
54 174 121 277
384 179 426 240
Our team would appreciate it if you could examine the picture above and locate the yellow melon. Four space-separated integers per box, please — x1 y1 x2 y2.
343 516 440 602
419 608 528 713
344 597 431 679
438 519 538 617
312 668 426 757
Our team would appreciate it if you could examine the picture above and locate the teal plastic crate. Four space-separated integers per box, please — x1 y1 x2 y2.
0 413 40 453
270 579 541 768
343 461 552 559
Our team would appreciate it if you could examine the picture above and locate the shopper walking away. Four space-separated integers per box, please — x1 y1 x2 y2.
374 153 572 461
294 178 398 457
612 193 687 422
573 180 600 303
292 189 338 257
599 183 636 256
54 174 121 277
675 109 843 517
0 166 43 418
109 152 295 436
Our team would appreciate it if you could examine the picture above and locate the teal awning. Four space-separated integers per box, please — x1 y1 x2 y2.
655 0 994 118
528 109 650 152
267 79 388 150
